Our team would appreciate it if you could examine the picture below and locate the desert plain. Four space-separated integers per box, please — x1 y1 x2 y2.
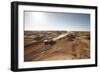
24 31 90 62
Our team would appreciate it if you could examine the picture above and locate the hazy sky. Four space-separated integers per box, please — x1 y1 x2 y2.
24 11 90 31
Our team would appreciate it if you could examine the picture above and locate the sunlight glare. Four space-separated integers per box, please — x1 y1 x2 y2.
32 12 45 21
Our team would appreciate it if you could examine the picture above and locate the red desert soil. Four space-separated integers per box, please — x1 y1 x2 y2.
24 31 90 62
